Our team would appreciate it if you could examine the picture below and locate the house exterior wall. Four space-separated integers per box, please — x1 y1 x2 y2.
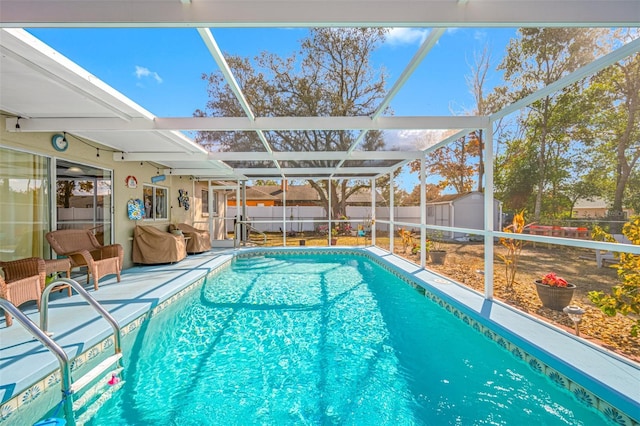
425 203 451 228
0 121 207 268
451 193 502 238
423 193 502 238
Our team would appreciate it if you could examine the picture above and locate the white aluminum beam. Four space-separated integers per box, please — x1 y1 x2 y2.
491 37 640 121
196 27 278 161
1 1 637 27
211 151 422 161
236 167 390 175
160 168 241 177
197 28 255 121
163 167 388 177
341 27 445 161
9 116 490 132
112 150 418 166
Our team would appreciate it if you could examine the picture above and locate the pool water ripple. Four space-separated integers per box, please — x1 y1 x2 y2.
86 254 611 425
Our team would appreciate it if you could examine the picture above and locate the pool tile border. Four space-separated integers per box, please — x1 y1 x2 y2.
1 250 637 425
363 250 639 426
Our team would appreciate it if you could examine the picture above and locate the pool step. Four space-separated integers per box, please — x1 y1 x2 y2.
74 378 125 426
71 353 123 394
72 366 123 411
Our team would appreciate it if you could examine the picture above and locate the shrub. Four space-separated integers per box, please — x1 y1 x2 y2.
498 210 528 292
588 216 640 336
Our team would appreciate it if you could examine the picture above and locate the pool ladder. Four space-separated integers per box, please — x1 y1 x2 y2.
2 278 124 426
234 221 267 248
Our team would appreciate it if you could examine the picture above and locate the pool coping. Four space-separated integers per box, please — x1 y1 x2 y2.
1 247 639 425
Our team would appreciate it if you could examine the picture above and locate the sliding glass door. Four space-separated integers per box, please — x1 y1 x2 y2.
0 147 51 260
54 159 113 245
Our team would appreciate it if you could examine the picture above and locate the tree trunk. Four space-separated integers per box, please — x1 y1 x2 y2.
610 95 637 232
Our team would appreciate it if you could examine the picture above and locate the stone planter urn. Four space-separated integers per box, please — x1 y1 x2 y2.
429 250 447 265
534 280 576 311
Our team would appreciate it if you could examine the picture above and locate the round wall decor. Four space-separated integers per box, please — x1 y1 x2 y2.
51 134 68 152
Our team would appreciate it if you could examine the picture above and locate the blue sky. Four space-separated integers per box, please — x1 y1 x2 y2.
27 27 517 117
26 27 518 190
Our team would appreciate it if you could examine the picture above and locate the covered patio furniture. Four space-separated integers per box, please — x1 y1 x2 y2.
0 257 46 326
46 229 123 290
132 225 187 264
169 223 211 254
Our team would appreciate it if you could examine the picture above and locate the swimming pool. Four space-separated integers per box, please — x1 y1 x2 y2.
80 252 612 425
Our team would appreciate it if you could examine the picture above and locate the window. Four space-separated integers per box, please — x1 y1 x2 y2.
55 159 113 245
202 189 208 215
202 189 218 216
143 184 168 220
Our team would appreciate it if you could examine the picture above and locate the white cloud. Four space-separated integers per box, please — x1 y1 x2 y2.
386 28 429 46
474 30 487 41
385 129 449 151
134 65 163 84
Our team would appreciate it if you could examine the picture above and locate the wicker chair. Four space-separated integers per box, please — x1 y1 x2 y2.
46 229 123 290
0 257 46 326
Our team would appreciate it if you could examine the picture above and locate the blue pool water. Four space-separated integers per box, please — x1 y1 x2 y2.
87 253 607 425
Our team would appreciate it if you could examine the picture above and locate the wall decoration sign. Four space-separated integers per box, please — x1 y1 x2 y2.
178 189 190 211
125 175 138 188
127 198 144 220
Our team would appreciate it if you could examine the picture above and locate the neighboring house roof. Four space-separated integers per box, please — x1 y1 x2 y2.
228 187 279 201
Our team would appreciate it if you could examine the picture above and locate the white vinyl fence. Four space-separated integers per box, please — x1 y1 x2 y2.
225 206 421 233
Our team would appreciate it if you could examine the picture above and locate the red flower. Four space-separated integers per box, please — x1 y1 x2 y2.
541 272 568 287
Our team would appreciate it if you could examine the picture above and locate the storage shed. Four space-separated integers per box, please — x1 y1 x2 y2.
426 192 502 239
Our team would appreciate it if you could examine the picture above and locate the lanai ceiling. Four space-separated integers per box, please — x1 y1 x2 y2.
1 1 639 180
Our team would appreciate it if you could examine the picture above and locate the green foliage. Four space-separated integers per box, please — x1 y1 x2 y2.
588 216 640 336
496 28 605 221
577 29 640 219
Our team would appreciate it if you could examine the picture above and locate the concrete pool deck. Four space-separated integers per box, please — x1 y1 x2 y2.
1 247 639 425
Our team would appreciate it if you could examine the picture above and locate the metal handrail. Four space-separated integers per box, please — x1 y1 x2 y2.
234 221 267 248
41 278 122 354
0 299 74 423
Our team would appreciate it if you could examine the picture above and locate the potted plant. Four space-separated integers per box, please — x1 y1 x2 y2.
534 272 576 311
427 231 447 265
330 227 338 245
